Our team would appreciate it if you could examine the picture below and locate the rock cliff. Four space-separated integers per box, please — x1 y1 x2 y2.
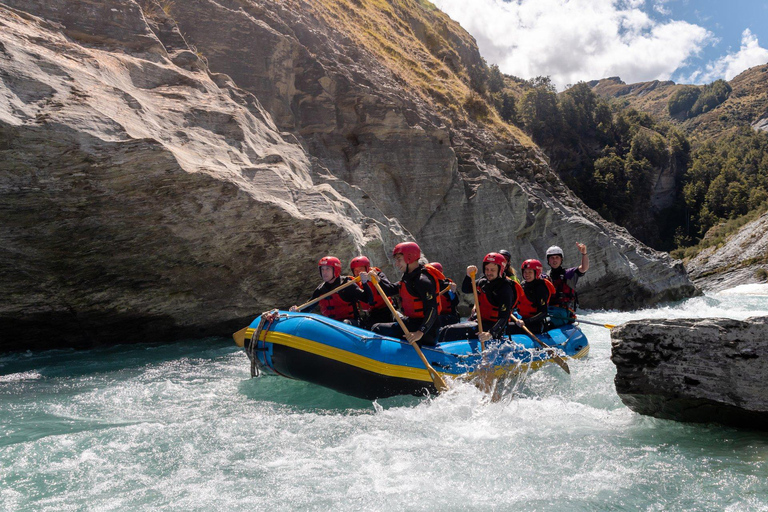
0 0 696 351
685 212 768 292
611 317 768 430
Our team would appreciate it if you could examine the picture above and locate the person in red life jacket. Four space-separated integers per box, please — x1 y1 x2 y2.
350 255 395 329
371 242 441 347
512 259 554 334
429 262 460 327
437 253 517 344
498 250 520 283
543 243 589 327
289 256 372 326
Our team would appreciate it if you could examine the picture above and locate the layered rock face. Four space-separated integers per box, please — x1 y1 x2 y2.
1 0 696 351
162 0 696 308
0 1 407 349
611 317 768 430
686 212 768 292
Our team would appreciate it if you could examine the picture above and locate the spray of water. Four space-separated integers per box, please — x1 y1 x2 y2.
1 291 767 511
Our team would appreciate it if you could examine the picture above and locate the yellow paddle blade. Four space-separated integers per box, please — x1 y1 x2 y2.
233 327 248 348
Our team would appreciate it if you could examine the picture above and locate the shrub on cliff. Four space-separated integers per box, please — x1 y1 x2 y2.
667 86 700 117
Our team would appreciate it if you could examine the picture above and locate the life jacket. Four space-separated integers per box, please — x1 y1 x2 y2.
476 279 521 325
548 269 578 308
318 276 356 320
516 278 555 319
399 264 444 318
477 288 499 324
358 268 391 312
437 278 455 314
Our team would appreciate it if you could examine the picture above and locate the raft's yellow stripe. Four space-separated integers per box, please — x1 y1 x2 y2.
256 330 435 382
244 327 591 382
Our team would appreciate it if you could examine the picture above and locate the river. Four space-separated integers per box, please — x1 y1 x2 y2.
2 287 767 511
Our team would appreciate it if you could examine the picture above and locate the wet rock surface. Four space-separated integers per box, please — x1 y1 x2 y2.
611 317 768 430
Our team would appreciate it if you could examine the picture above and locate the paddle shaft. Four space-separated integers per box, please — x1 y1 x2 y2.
521 324 570 374
369 274 449 393
294 275 361 312
577 319 616 329
469 271 485 351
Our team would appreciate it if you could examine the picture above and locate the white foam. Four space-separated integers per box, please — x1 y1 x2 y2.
716 283 768 296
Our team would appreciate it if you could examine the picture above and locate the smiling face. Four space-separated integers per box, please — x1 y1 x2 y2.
484 263 500 280
394 253 408 273
522 268 535 282
548 254 563 269
320 265 336 283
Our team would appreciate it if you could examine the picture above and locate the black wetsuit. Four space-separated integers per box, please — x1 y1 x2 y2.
372 264 439 346
437 275 515 343
515 279 551 334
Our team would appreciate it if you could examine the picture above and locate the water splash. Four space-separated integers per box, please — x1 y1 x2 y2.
1 294 767 511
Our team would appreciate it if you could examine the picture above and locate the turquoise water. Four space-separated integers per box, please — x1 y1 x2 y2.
2 291 767 511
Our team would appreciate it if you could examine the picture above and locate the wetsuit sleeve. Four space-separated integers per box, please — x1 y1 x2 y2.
488 283 514 339
339 280 373 305
461 275 474 294
300 284 325 313
377 276 400 297
415 273 438 334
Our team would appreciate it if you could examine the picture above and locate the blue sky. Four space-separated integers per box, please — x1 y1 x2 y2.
431 0 768 89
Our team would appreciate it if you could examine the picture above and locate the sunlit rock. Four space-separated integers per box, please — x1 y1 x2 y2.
611 316 768 430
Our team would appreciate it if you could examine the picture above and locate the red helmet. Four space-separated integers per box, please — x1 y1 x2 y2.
318 256 342 278
521 259 543 279
350 255 371 272
429 262 443 273
392 242 421 264
483 252 507 274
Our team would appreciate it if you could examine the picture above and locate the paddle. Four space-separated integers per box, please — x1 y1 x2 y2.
369 273 450 393
521 324 570 374
576 319 616 329
438 284 452 296
293 275 362 312
470 270 500 396
232 276 362 347
469 270 486 352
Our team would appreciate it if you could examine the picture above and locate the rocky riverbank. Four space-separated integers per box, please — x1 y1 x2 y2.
611 316 768 430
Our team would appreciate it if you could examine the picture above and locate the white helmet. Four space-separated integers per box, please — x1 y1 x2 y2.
546 245 563 258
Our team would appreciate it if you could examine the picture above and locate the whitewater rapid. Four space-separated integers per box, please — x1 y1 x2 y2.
1 290 767 511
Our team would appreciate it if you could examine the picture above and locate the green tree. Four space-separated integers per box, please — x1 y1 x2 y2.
667 86 700 117
488 64 504 93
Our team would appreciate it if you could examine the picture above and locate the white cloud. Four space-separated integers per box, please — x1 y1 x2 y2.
431 0 712 89
688 29 768 83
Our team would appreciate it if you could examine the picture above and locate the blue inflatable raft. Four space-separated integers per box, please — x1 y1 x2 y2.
236 311 589 400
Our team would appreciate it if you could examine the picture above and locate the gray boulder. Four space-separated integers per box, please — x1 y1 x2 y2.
611 317 768 430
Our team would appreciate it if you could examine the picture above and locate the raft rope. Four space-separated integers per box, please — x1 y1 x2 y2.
249 309 279 378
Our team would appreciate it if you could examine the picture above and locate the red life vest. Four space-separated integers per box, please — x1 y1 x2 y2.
517 279 555 319
399 265 444 318
318 277 356 320
437 279 454 314
477 288 499 324
358 268 390 312
477 280 521 325
548 271 577 308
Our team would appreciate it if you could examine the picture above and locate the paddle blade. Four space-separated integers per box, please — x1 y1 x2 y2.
233 327 248 348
